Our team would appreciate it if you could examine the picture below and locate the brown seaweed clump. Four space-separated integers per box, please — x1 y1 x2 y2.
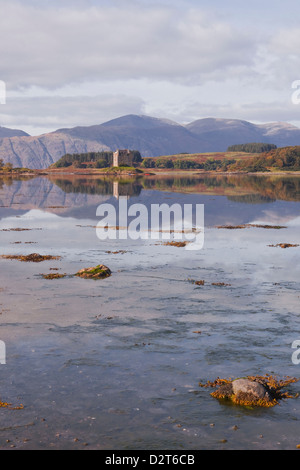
268 243 299 249
211 282 231 286
163 241 189 247
75 264 111 280
41 273 67 280
199 375 299 408
1 253 61 262
0 399 24 410
216 224 287 230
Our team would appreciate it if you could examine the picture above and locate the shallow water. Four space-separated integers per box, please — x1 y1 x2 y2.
0 174 299 450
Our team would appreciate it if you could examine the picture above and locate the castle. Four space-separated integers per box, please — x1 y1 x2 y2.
113 149 134 167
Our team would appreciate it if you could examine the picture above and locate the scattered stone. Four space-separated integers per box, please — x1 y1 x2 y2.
75 264 111 279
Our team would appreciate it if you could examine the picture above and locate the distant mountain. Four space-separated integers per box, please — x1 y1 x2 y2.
0 126 29 139
186 118 300 150
56 115 206 158
0 132 110 168
0 115 300 169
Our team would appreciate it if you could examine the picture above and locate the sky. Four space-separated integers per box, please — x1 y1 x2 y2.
1 0 300 136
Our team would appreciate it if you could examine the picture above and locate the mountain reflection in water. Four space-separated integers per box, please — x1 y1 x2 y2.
0 174 300 228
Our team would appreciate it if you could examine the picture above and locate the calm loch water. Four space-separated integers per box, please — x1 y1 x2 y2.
0 173 299 450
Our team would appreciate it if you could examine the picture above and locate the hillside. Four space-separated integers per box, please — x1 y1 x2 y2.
0 126 29 139
56 115 206 158
0 115 300 169
0 132 110 169
141 146 300 172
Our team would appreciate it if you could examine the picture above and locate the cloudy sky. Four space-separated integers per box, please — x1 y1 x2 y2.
1 0 300 135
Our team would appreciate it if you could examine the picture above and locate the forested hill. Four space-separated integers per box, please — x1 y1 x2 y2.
241 146 300 171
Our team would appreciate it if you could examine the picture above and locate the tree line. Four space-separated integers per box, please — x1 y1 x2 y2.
227 143 277 153
53 151 142 168
141 157 236 171
142 146 300 172
0 159 13 171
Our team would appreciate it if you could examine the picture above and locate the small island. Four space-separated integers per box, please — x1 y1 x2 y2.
1 144 300 176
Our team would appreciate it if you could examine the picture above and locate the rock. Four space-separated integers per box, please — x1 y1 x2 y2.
202 374 299 407
75 264 111 279
232 378 271 402
210 378 274 406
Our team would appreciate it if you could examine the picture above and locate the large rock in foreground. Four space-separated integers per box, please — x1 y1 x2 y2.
75 264 111 279
232 378 272 402
211 378 275 407
199 374 299 407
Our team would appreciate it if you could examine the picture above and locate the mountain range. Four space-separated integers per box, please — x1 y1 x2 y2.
1 114 300 169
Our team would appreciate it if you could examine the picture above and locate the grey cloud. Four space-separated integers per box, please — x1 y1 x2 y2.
0 94 145 135
0 1 259 90
170 100 300 126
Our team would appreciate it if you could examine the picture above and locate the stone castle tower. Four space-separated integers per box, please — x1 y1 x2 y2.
113 149 134 167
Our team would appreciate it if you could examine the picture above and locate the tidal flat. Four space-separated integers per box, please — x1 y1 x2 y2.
0 174 299 450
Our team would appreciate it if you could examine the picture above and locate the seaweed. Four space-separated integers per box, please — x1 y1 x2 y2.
0 253 61 262
268 243 299 248
216 224 287 230
199 374 299 408
41 273 67 280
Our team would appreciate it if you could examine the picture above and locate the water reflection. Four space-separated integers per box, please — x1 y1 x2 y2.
0 174 300 228
1 173 300 204
51 173 300 202
0 173 300 449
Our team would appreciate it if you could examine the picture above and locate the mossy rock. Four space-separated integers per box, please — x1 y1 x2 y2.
75 264 111 279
